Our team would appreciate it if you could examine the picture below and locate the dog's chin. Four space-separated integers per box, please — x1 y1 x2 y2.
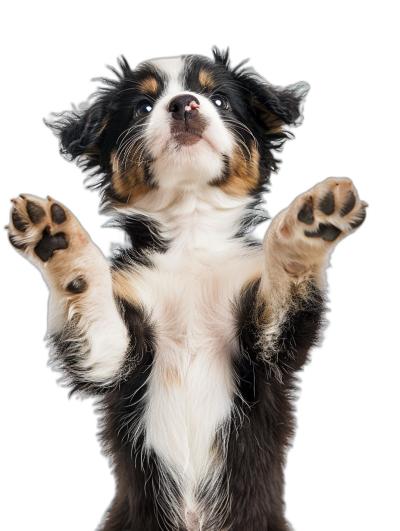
173 131 202 147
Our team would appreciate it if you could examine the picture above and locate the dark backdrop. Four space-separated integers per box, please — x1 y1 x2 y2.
1 10 384 531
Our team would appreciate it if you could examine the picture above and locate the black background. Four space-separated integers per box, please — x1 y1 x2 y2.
1 10 389 531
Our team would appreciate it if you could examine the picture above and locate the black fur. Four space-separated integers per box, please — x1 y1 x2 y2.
98 302 172 531
226 280 325 531
108 214 170 254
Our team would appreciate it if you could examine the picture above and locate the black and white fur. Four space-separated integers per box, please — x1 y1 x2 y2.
7 48 367 531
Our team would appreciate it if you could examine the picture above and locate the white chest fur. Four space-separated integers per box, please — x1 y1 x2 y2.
130 243 261 522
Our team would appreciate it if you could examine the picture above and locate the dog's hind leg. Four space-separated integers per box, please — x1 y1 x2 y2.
7 194 129 392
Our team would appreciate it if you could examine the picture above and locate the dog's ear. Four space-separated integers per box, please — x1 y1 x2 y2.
212 47 309 136
47 101 109 164
47 56 132 169
244 77 309 134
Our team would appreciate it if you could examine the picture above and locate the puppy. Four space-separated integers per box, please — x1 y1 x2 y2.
7 48 366 531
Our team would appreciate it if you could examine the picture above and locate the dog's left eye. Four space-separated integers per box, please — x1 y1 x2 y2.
210 95 229 110
136 101 153 117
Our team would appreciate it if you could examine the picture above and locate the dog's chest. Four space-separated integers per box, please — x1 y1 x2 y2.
134 246 261 485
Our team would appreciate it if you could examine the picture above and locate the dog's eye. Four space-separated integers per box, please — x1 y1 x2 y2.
210 95 229 110
136 101 153 117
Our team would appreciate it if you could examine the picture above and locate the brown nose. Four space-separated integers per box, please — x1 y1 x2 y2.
168 94 200 120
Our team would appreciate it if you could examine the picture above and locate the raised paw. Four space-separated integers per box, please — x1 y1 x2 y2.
279 177 367 246
7 195 89 266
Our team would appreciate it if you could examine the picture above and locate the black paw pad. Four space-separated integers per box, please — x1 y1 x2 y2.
66 277 88 294
350 208 366 229
340 191 356 217
305 223 342 242
9 234 27 250
34 230 68 262
51 203 67 224
297 203 314 225
318 191 335 215
12 209 28 232
27 200 45 224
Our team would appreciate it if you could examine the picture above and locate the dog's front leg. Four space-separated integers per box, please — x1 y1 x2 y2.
259 177 367 378
7 195 129 392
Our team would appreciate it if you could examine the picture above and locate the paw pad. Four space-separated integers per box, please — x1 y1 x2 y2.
318 191 335 215
51 203 67 224
66 277 88 294
27 200 46 224
297 202 314 225
34 230 68 262
11 210 27 232
305 223 342 242
339 191 356 217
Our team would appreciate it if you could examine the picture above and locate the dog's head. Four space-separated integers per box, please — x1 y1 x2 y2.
50 48 308 209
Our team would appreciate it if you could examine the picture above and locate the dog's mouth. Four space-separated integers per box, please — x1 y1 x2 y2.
172 129 203 146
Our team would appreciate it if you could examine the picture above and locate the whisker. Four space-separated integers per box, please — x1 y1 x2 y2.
223 118 260 151
224 126 252 160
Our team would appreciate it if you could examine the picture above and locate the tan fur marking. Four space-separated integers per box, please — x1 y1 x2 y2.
139 77 158 96
217 144 260 197
111 268 139 304
199 70 215 89
110 149 155 205
163 366 182 388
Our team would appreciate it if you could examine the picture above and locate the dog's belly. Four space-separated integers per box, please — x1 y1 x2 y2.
143 278 237 522
145 340 233 464
144 337 234 514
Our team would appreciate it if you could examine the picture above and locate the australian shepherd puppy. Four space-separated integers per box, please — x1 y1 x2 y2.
7 48 366 531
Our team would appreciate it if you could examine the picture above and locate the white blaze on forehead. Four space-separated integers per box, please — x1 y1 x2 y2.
143 55 235 189
149 56 185 94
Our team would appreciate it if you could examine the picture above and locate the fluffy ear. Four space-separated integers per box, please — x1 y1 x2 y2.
47 56 132 166
47 100 109 163
212 46 309 136
243 77 309 133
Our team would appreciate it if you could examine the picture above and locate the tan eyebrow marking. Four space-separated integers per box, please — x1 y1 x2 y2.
199 70 215 89
139 77 158 96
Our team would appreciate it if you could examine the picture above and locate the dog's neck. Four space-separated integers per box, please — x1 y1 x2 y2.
119 184 260 253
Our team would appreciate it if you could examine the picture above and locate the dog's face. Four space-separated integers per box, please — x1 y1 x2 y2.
51 48 307 208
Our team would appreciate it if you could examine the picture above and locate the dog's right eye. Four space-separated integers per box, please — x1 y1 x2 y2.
136 101 153 117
